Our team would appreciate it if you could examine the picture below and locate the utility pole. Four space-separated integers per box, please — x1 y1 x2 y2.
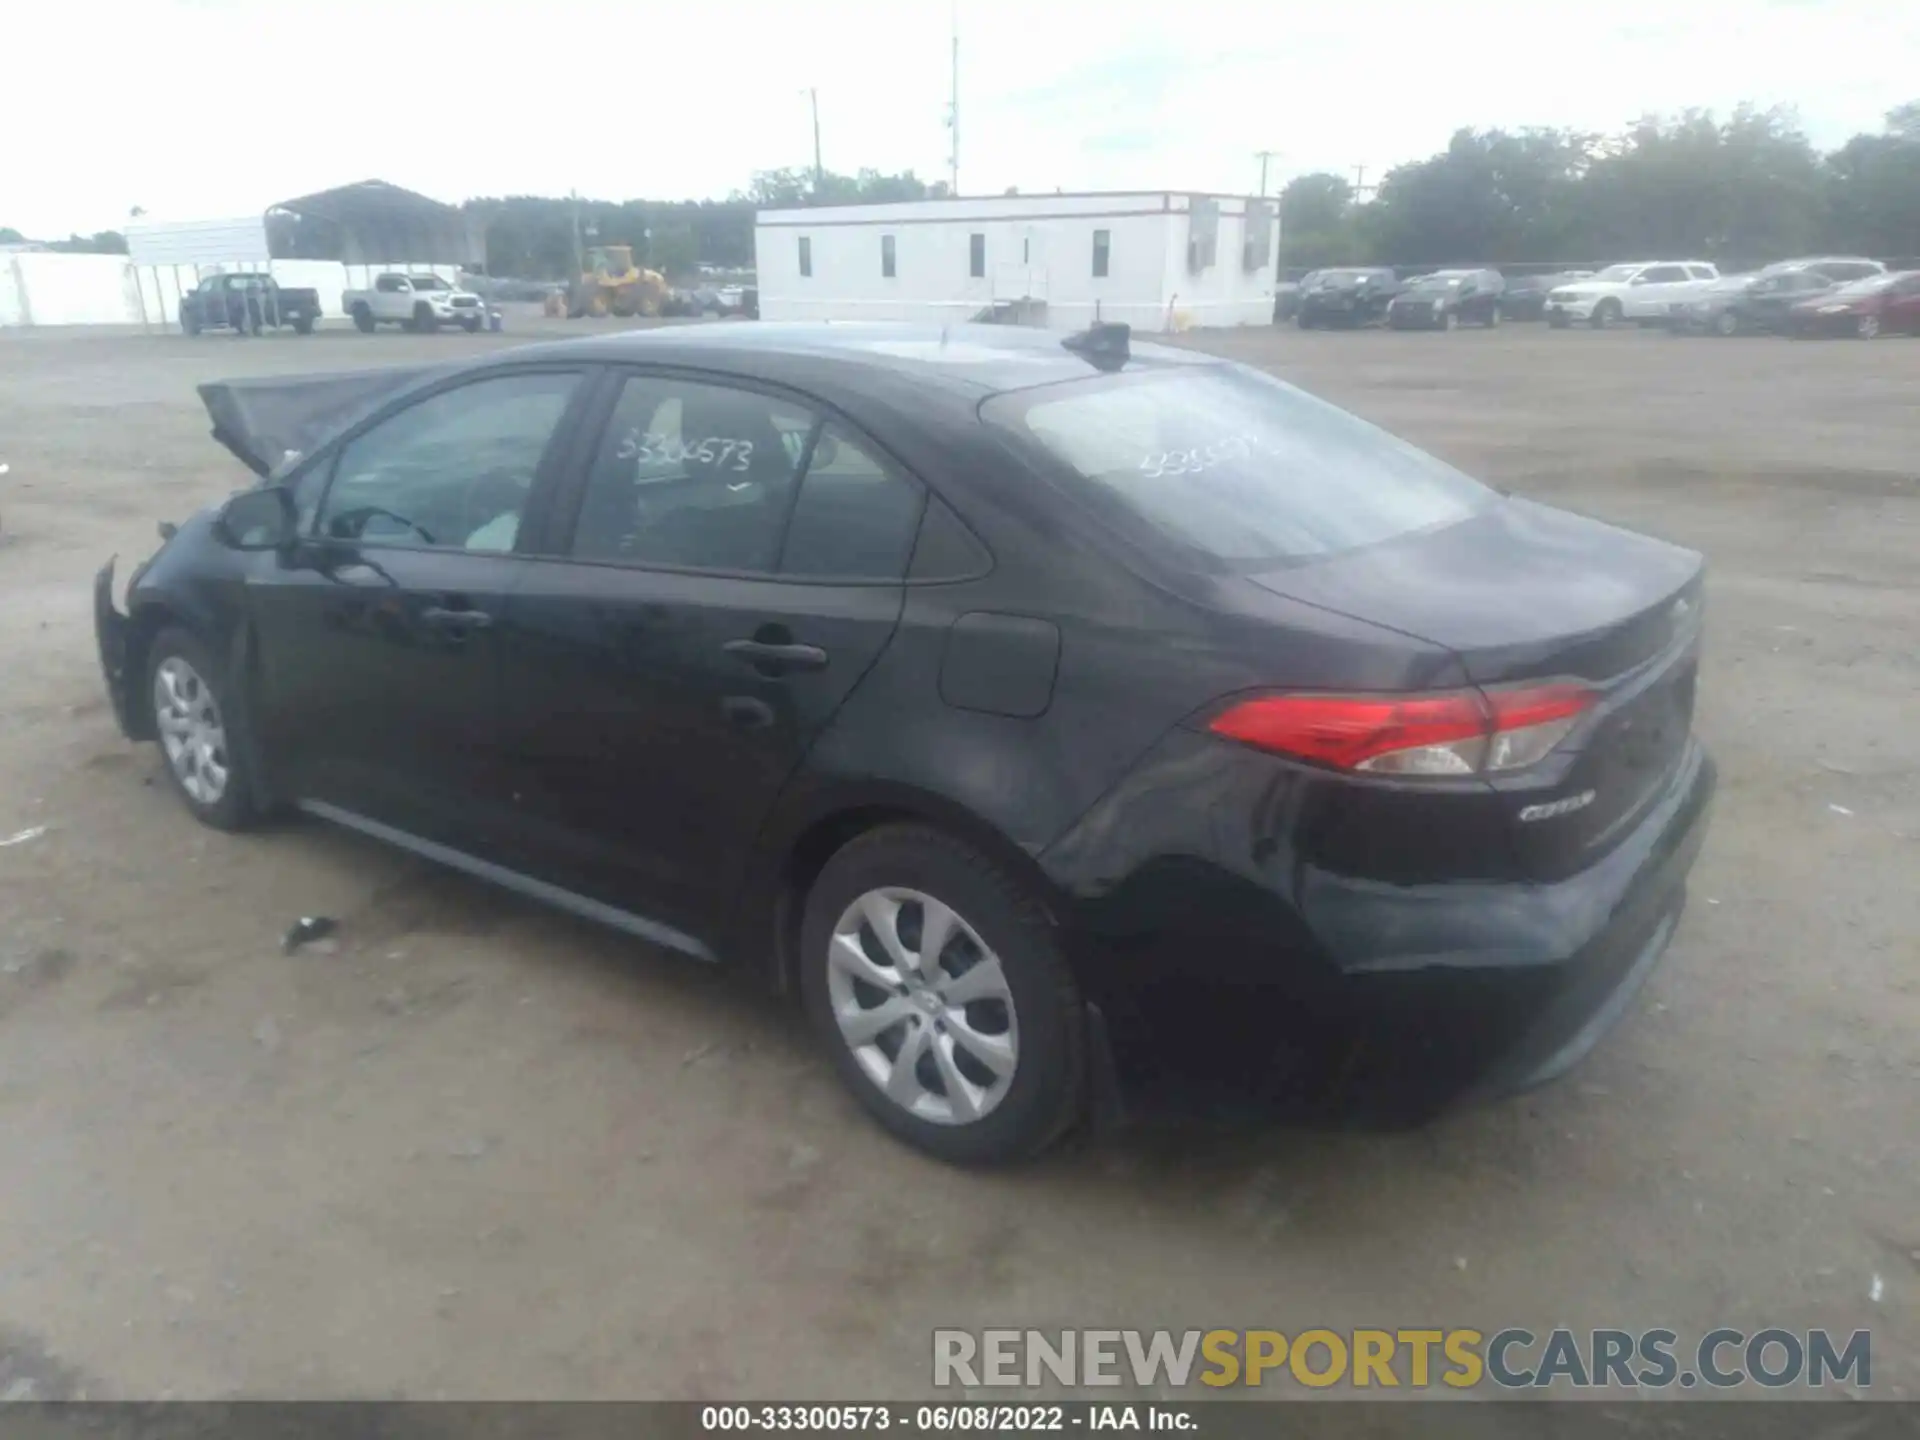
946 7 960 197
1254 150 1281 197
1351 164 1369 199
806 88 823 193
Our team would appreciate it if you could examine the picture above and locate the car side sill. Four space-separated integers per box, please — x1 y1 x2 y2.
295 799 717 963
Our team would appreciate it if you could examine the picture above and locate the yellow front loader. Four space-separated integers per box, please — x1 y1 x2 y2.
565 244 668 319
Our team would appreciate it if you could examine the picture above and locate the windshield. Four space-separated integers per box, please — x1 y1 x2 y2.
1316 270 1380 285
983 366 1494 567
1409 273 1466 291
408 275 449 291
1590 265 1643 283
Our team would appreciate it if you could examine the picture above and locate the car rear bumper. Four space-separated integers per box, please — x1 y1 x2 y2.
1047 732 1716 1124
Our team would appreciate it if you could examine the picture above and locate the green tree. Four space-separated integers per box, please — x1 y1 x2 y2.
1277 172 1356 266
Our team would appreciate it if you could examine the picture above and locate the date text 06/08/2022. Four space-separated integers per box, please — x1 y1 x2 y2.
699 1404 1193 1432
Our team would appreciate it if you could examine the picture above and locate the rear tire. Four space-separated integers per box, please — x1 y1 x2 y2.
800 824 1085 1165
182 312 201 336
145 627 257 833
1485 306 1500 328
292 314 315 335
1547 313 1570 329
460 315 481 333
1856 314 1880 340
1714 311 1740 337
351 304 375 334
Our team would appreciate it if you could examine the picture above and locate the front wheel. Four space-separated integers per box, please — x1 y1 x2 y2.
1856 314 1880 340
1591 299 1621 330
801 825 1085 1164
351 304 375 333
1485 305 1500 328
292 314 315 335
460 315 481 333
1439 309 1456 331
413 304 438 334
146 627 257 831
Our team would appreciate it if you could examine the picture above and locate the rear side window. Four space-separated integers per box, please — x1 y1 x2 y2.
1641 266 1688 284
571 376 812 573
984 366 1493 566
778 423 923 580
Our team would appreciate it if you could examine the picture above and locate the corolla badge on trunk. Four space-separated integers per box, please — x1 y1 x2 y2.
1518 789 1597 823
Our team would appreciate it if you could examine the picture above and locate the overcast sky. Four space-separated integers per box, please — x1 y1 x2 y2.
9 0 1917 237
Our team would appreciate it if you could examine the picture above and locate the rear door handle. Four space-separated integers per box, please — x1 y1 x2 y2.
723 638 828 673
420 606 495 630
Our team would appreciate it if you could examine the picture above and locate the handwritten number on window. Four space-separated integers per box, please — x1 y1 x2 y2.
614 429 754 472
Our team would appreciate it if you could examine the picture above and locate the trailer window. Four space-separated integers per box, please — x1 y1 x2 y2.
970 233 985 279
882 235 897 279
1092 229 1110 278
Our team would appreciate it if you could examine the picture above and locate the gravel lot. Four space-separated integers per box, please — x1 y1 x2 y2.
0 316 1914 1401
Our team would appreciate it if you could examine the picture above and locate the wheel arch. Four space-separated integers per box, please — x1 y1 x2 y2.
741 781 1068 997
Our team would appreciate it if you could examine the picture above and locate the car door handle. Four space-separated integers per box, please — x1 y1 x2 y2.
420 606 495 630
722 638 828 673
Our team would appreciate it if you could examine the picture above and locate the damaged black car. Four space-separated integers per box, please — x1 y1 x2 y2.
96 323 1714 1162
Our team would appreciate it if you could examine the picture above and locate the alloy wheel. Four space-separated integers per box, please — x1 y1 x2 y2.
1857 315 1880 340
153 656 229 805
825 887 1018 1126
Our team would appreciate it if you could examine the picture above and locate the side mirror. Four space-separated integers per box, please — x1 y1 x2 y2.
215 486 297 551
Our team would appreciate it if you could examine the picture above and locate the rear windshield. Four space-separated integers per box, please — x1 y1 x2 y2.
984 366 1494 566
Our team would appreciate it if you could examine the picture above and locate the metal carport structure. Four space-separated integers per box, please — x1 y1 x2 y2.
264 180 486 273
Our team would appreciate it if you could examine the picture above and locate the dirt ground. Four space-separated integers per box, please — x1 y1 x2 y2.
0 315 1914 1402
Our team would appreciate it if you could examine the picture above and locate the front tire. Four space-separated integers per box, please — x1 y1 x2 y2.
1856 314 1880 340
292 314 315 335
146 627 256 832
414 304 438 334
1591 299 1622 330
800 825 1085 1164
351 304 375 333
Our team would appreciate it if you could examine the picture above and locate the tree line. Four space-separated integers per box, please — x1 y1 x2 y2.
13 103 1915 276
465 167 949 280
1279 103 1920 271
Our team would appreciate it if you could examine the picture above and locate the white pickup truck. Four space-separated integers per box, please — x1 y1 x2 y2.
1544 261 1720 329
341 272 486 333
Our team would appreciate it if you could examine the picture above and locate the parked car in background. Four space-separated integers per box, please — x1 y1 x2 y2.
92 322 1714 1162
180 274 321 336
341 272 486 333
1545 262 1720 329
1786 270 1920 338
1672 270 1835 336
1497 272 1593 321
1386 269 1505 329
1759 256 1886 284
1296 268 1402 328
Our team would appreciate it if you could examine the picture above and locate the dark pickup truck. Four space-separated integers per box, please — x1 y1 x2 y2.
180 274 322 336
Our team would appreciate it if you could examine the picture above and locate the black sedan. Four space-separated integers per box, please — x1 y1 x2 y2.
1671 269 1834 336
94 323 1714 1163
1386 269 1505 329
1296 268 1402 328
1497 272 1593 322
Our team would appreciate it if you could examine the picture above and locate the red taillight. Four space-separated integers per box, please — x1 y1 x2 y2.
1207 683 1596 776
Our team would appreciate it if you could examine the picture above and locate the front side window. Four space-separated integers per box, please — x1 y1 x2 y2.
571 377 814 573
1686 265 1716 281
985 365 1493 567
316 372 579 552
1640 266 1688 284
882 234 897 278
1092 229 1111 278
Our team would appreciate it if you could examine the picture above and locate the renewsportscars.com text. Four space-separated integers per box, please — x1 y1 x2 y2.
933 1327 1871 1391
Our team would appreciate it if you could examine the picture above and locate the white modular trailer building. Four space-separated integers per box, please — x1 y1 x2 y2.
754 192 1280 333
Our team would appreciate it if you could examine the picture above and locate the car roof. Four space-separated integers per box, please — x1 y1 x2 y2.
468 322 1219 398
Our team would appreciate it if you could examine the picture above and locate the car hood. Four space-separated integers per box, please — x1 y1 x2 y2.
1241 497 1702 684
198 366 444 476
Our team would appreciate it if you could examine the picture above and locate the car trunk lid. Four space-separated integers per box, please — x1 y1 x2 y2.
1243 498 1704 876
